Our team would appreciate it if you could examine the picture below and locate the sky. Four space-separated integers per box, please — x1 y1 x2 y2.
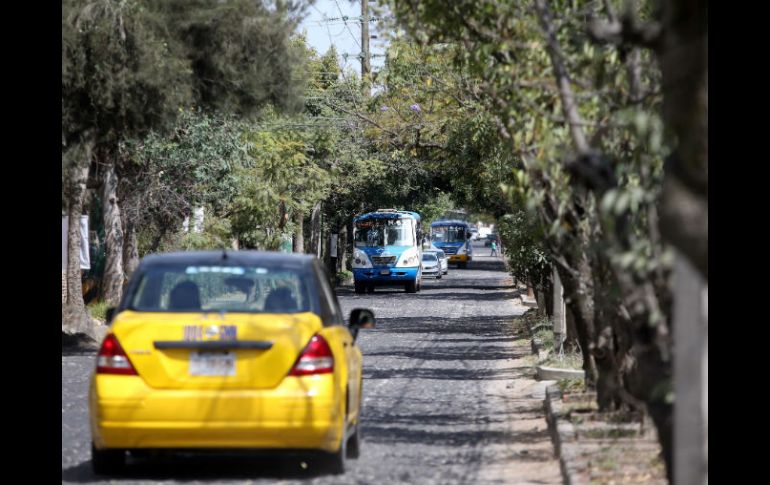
297 0 388 78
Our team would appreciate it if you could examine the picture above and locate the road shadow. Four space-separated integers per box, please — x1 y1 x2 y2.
364 365 534 381
409 291 519 302
364 345 527 362
62 452 336 483
372 315 523 337
336 284 520 295
457 260 510 272
361 423 553 450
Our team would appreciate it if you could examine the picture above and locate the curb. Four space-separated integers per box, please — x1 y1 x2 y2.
536 366 585 381
521 310 581 484
521 298 539 308
544 383 666 484
544 384 587 485
523 313 591 485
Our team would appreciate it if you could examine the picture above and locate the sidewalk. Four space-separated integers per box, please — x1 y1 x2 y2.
476 266 563 484
520 310 667 484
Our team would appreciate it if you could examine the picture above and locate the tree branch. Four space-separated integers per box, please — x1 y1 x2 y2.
587 17 663 52
533 0 590 154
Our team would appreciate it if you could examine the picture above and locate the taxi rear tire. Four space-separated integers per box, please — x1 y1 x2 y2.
347 422 361 459
91 443 125 475
354 282 365 294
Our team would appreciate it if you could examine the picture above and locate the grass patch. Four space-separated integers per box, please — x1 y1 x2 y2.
533 328 554 349
570 414 585 425
596 456 619 471
521 310 551 334
557 377 586 393
649 454 666 471
511 317 528 334
583 428 639 440
542 350 583 369
87 301 110 321
335 270 353 286
522 353 539 366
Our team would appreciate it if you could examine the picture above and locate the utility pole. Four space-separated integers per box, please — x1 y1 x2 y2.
361 0 371 96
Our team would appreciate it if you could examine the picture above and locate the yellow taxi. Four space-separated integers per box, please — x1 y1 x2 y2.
89 251 375 475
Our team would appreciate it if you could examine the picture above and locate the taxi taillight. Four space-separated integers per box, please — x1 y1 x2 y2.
96 333 138 375
289 334 334 376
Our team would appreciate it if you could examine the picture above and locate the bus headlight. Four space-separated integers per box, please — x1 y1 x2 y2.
397 247 420 267
352 249 372 268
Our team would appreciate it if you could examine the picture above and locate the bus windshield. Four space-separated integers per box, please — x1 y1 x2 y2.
431 225 467 243
354 218 415 247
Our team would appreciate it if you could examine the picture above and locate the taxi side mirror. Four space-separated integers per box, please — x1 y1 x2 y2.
349 308 375 341
349 308 375 328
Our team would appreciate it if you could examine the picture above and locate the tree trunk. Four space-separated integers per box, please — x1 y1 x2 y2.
534 0 589 154
534 286 547 316
552 266 566 351
564 306 579 351
293 211 304 253
150 225 166 253
555 248 599 388
100 161 125 306
339 223 348 272
542 274 553 319
591 253 630 411
673 252 708 485
310 202 322 257
62 137 93 334
63 163 91 332
122 219 139 283
659 0 708 282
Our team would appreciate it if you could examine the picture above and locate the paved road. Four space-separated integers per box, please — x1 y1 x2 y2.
62 243 562 484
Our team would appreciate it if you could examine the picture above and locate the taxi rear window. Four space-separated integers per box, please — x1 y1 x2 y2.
128 265 312 313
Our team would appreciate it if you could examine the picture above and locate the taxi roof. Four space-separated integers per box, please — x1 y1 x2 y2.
139 250 316 269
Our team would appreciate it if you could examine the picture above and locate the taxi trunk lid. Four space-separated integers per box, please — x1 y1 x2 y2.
110 311 323 390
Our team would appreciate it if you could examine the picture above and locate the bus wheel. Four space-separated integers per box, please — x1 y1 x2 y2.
405 280 417 293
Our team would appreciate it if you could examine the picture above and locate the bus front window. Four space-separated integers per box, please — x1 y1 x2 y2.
432 226 466 243
355 219 415 247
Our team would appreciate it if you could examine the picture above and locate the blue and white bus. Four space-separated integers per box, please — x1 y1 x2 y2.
430 220 472 268
352 209 422 294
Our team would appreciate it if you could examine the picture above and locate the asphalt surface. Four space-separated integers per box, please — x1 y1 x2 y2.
62 242 562 484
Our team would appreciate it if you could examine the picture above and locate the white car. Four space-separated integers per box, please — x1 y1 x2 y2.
428 249 449 275
421 252 442 279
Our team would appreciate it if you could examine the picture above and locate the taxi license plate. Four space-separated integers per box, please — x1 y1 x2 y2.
189 351 236 376
380 269 390 275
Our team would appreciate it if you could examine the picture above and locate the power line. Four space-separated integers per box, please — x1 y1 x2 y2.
304 16 383 26
333 0 361 50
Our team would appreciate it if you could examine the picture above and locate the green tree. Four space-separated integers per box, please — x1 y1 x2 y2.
121 110 251 256
384 0 686 475
62 0 311 313
62 0 192 315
